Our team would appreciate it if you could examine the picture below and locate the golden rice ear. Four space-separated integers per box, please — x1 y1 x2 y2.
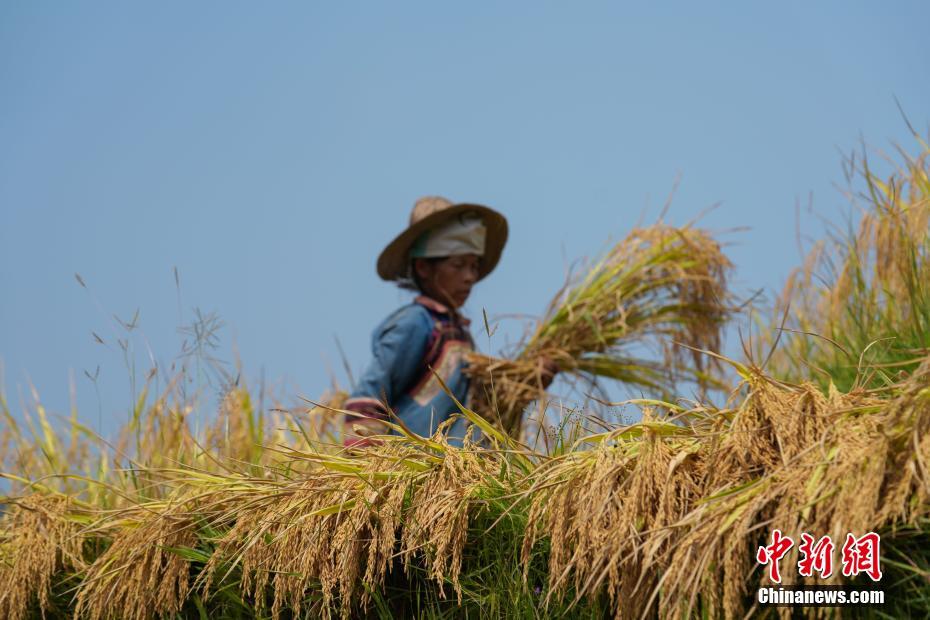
400 443 496 604
0 494 86 620
74 502 199 620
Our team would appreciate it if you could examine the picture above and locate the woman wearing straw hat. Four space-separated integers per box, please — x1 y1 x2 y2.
343 196 511 446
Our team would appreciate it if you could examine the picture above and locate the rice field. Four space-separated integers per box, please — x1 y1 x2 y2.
2 139 929 618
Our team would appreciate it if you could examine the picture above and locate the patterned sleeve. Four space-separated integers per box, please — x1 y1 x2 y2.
344 304 431 444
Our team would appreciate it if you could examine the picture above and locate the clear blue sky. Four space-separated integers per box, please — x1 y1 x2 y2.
2 2 928 435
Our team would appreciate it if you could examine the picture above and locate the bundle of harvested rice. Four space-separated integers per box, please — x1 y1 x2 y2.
467 223 732 436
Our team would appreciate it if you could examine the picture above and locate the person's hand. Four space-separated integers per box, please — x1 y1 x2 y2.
539 357 560 390
343 417 388 449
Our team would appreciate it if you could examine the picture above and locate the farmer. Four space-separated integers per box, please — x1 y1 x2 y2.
343 196 518 446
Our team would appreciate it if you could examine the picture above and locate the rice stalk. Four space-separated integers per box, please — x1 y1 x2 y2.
763 142 930 391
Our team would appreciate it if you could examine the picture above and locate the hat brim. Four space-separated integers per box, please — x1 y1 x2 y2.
377 203 508 282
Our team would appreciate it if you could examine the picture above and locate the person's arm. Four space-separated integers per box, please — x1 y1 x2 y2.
344 305 431 446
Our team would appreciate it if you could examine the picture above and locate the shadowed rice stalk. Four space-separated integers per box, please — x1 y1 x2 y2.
467 223 732 436
0 493 88 620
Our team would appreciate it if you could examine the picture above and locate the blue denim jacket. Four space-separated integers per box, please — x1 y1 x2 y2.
344 296 473 444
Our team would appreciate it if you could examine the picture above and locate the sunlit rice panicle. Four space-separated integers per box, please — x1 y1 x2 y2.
400 433 497 603
201 443 427 619
74 501 199 620
873 357 930 524
520 412 706 618
0 494 86 620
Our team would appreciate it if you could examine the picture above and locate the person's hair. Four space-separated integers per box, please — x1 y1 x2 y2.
398 256 443 292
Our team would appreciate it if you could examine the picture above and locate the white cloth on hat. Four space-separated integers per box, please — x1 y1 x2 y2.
409 212 486 258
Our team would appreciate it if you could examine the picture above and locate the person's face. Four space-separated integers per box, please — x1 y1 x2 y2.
415 254 480 308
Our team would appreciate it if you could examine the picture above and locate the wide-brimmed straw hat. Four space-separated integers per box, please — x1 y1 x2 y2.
377 196 508 282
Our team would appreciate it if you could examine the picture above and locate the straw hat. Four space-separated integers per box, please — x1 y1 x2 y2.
377 196 508 282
